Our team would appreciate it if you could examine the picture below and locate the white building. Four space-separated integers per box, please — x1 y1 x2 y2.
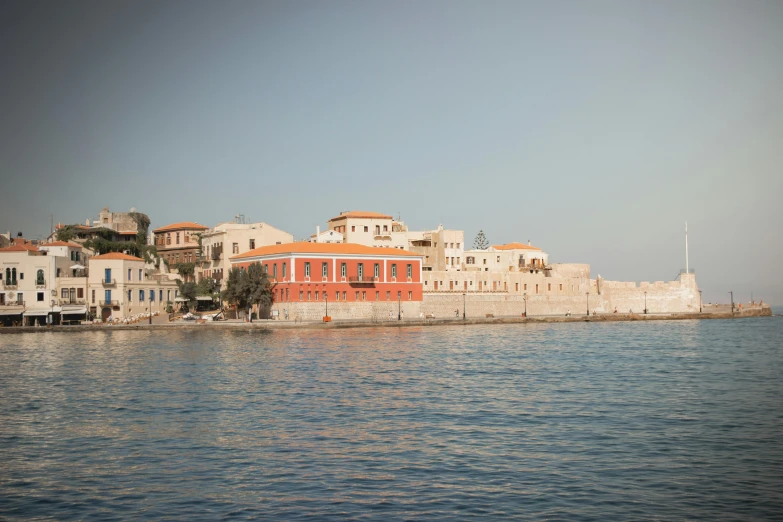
197 221 293 288
0 241 89 326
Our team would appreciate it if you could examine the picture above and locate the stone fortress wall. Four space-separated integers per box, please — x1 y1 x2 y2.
268 270 699 320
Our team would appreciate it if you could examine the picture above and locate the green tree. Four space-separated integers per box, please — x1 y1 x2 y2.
176 279 199 310
222 263 273 318
247 263 273 318
54 224 79 243
222 267 249 310
196 277 219 299
473 230 489 250
174 262 196 282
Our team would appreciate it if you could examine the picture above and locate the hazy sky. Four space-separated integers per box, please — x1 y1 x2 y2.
1 1 781 304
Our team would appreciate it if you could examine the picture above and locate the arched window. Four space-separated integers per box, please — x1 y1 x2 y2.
36 269 45 285
11 268 17 284
5 268 9 284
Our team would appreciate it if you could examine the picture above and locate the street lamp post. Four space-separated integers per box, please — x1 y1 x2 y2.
730 291 734 313
398 295 401 321
523 293 527 317
463 292 466 320
699 290 703 313
325 293 328 318
586 292 589 316
644 291 648 314
50 299 54 327
148 306 151 324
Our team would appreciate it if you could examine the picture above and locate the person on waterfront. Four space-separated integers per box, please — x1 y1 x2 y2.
284 308 288 320
614 306 618 313
400 310 404 320
566 309 571 316
455 309 459 318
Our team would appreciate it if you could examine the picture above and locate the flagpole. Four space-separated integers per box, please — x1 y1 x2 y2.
685 221 689 274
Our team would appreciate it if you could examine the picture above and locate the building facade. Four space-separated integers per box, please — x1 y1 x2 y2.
0 241 90 326
230 243 424 320
152 221 208 277
197 221 293 288
87 252 179 321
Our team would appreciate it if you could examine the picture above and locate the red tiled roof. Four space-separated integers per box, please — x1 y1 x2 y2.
232 242 421 260
44 241 82 248
91 252 144 261
492 242 542 251
328 211 393 222
0 244 39 253
152 222 208 233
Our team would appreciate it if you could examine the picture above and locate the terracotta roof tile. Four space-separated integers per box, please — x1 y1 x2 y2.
492 242 542 251
44 241 83 248
232 242 421 260
0 244 39 253
91 252 144 261
328 211 394 222
152 222 208 233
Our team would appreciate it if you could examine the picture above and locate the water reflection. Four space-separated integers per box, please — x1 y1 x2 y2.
1 319 782 520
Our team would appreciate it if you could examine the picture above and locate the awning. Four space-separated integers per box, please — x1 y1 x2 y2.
196 296 214 301
23 310 51 316
61 307 87 315
70 264 86 270
0 309 23 316
174 297 188 302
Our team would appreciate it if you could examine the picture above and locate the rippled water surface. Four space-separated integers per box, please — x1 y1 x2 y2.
2 318 782 520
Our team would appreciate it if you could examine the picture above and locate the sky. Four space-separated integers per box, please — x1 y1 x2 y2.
1 0 781 304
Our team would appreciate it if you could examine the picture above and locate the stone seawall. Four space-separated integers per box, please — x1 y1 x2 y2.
420 277 700 317
0 306 772 335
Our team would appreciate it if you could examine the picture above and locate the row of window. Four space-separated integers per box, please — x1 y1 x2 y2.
298 262 413 279
60 288 85 299
272 289 413 302
99 289 176 304
425 280 567 294
157 232 191 246
3 268 46 285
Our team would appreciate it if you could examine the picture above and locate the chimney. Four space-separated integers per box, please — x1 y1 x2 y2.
317 225 320 236
17 231 22 238
528 239 531 246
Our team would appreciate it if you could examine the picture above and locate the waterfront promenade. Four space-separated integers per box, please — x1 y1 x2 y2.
0 305 771 334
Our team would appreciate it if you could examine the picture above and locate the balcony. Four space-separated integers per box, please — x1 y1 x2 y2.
99 300 119 306
348 275 377 285
3 282 18 290
0 300 25 309
373 231 392 239
59 298 86 306
102 279 116 286
211 246 223 260
36 280 46 289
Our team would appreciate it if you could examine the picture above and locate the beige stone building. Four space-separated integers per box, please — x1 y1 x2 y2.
52 206 148 245
197 221 293 288
152 221 208 277
87 252 179 321
0 240 90 325
324 211 465 272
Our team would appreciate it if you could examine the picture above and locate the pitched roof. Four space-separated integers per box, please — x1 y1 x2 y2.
152 222 208 233
328 211 394 222
232 242 421 260
0 244 39 253
91 252 144 261
44 241 82 248
492 242 542 251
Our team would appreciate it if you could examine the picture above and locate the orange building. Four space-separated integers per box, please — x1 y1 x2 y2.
230 243 424 305
152 221 208 268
